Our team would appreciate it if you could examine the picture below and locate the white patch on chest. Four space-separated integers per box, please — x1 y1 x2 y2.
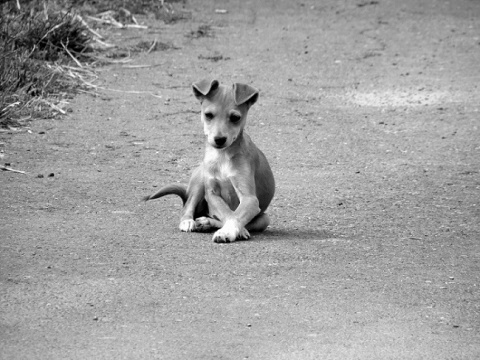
204 149 239 210
204 150 234 180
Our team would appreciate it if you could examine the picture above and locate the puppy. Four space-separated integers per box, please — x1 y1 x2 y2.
144 79 275 243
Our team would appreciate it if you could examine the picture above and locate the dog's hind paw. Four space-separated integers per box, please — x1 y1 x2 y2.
195 216 222 231
238 227 251 240
179 219 196 232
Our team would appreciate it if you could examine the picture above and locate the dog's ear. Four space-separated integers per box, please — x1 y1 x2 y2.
192 79 219 101
233 83 259 107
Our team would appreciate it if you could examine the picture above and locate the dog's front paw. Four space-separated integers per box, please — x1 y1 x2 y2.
179 219 196 232
212 221 250 243
212 228 236 243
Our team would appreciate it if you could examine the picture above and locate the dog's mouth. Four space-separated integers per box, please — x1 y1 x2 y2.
212 143 227 149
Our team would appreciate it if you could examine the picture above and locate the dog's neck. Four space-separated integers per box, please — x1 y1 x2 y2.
203 130 246 176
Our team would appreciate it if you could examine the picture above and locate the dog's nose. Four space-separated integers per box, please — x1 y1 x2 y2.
214 136 227 146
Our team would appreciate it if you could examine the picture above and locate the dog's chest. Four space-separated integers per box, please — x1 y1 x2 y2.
204 152 239 209
205 151 234 179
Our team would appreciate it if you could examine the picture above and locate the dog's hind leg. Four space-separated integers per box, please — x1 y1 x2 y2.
246 213 270 233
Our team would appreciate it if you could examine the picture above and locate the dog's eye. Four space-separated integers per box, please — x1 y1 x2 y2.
230 114 241 123
204 112 214 120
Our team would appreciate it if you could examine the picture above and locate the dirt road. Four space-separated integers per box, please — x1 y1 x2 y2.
2 0 480 358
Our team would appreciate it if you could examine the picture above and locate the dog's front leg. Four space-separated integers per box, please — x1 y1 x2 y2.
206 175 260 243
204 182 239 242
179 167 205 232
228 173 261 231
203 178 246 242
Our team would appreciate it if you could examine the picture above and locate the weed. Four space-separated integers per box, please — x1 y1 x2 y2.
0 0 189 127
0 0 93 127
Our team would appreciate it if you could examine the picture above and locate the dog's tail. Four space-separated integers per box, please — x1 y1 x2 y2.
142 184 188 205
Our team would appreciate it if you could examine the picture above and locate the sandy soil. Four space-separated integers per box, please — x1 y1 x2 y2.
1 0 480 359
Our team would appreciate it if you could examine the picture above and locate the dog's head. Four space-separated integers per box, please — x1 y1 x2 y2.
192 79 258 149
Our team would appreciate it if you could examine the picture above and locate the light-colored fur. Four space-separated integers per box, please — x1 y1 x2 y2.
144 79 275 243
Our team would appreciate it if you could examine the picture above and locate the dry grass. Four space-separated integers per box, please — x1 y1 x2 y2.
0 0 96 127
0 0 188 128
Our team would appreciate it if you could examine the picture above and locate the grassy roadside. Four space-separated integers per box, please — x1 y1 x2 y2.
0 0 96 128
0 0 188 129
